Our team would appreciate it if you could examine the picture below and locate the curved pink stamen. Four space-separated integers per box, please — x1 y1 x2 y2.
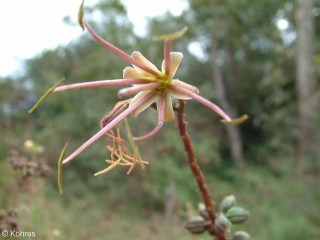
117 82 161 99
83 20 160 77
62 90 157 164
164 40 172 76
133 94 165 141
133 122 164 142
170 85 232 121
54 79 150 92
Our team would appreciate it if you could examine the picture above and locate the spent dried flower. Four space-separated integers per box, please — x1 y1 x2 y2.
94 128 148 176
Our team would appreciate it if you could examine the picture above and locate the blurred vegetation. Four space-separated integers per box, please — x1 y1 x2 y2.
1 0 319 239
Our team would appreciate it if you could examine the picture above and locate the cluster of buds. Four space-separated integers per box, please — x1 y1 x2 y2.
8 145 51 181
0 208 19 233
186 195 252 240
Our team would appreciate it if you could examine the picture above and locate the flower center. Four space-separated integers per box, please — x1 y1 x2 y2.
156 73 172 92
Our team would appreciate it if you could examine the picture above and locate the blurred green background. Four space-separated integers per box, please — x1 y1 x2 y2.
1 0 319 239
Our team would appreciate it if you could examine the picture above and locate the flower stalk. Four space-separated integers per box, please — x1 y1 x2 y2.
176 100 227 240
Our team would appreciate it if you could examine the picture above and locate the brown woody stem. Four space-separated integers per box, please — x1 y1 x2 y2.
176 100 226 240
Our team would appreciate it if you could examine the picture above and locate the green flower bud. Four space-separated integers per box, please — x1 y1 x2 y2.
233 231 252 240
225 206 250 224
219 194 237 213
214 214 231 234
185 215 209 234
197 203 209 220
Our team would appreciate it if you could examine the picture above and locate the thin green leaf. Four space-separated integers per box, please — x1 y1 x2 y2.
153 27 188 41
58 143 68 194
78 0 85 31
221 114 249 126
124 119 145 169
28 77 65 114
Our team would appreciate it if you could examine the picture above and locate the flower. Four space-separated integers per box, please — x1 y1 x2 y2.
35 16 245 165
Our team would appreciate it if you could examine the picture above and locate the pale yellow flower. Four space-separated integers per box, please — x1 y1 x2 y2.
51 20 234 165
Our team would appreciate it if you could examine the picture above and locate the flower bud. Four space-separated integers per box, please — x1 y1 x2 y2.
219 194 237 213
197 203 209 220
185 215 209 234
214 213 231 234
233 231 252 240
225 207 249 224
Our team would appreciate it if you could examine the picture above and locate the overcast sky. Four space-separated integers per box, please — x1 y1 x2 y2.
0 0 187 77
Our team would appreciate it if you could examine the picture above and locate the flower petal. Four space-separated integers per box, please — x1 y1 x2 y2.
123 67 143 79
123 67 155 80
169 80 199 100
131 51 160 74
164 94 175 121
161 52 183 78
171 80 199 93
169 89 192 100
117 82 161 99
129 90 158 117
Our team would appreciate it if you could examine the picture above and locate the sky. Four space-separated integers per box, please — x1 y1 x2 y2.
0 0 187 78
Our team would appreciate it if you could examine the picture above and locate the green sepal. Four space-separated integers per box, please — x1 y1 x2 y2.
221 114 249 126
58 143 68 194
153 27 188 41
28 77 65 114
78 0 85 31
